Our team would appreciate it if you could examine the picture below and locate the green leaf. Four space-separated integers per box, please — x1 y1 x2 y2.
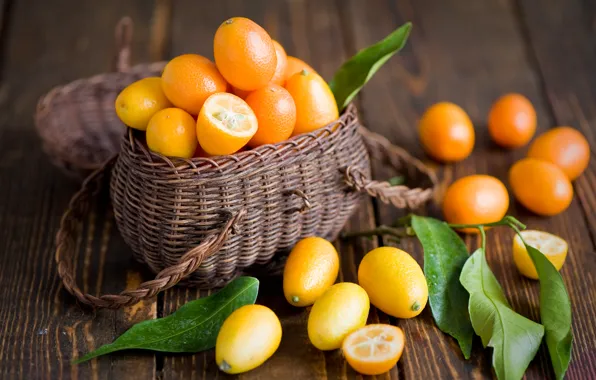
525 243 573 380
74 276 259 363
411 216 473 359
460 249 544 380
329 22 412 110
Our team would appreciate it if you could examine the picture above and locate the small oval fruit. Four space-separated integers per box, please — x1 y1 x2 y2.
196 92 258 155
527 126 590 180
214 17 277 91
216 304 282 374
161 54 227 115
509 158 573 216
270 40 288 85
115 77 172 130
246 84 296 147
358 247 427 319
146 108 197 158
442 175 510 233
308 282 370 351
284 56 316 83
418 102 475 162
342 324 405 375
513 230 568 280
283 236 339 307
488 93 536 148
285 69 339 136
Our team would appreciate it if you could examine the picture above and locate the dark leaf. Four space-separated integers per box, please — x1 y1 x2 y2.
411 216 473 359
75 276 259 363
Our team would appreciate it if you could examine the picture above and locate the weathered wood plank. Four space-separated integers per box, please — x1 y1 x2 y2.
515 1 596 377
0 1 157 379
160 0 385 379
345 0 596 379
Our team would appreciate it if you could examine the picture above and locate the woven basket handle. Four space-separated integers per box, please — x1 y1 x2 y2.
55 157 246 309
113 17 133 72
344 126 438 209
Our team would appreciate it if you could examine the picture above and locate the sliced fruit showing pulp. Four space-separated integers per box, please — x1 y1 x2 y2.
197 93 258 156
513 230 568 280
342 324 405 376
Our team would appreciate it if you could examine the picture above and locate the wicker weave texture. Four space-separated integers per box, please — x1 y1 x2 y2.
110 105 370 289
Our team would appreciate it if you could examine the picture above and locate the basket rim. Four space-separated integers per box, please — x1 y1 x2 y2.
122 103 360 172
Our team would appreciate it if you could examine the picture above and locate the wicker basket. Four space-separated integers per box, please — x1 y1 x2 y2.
50 20 438 310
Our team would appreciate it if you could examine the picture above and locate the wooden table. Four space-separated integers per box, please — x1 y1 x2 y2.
1 0 595 379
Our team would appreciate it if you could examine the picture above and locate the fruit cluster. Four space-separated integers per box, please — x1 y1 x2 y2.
418 94 590 219
115 17 339 158
216 237 422 375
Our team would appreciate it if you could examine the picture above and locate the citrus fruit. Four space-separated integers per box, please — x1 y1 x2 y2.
509 157 573 216
442 175 510 233
527 126 590 180
214 17 277 91
308 282 370 351
513 230 568 280
161 54 227 115
231 86 251 99
488 93 536 148
358 247 428 319
114 77 172 131
270 40 288 85
246 84 296 147
146 108 197 158
285 70 338 136
342 324 405 375
283 236 339 307
418 102 475 162
196 93 258 155
215 304 282 374
284 56 315 83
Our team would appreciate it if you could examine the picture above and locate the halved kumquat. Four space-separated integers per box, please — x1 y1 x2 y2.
196 93 258 155
342 324 405 376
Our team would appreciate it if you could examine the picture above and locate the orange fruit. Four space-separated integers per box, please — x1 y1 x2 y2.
114 77 172 131
245 84 296 147
509 158 573 216
513 230 568 280
231 87 251 100
342 324 405 376
488 93 536 148
146 108 197 158
214 17 277 91
283 237 339 307
196 92 258 155
270 40 288 85
418 102 475 162
285 70 338 136
527 126 590 180
161 54 227 115
442 175 509 233
284 56 315 83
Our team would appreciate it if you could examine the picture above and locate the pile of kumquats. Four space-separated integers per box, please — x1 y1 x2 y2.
115 17 338 158
104 15 586 379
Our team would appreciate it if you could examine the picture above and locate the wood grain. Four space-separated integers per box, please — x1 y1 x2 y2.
345 0 596 379
514 1 596 377
1 0 596 379
0 1 157 378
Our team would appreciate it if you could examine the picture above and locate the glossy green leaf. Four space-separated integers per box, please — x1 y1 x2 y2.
460 249 544 380
75 276 259 363
411 216 473 359
329 22 412 110
525 243 573 380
